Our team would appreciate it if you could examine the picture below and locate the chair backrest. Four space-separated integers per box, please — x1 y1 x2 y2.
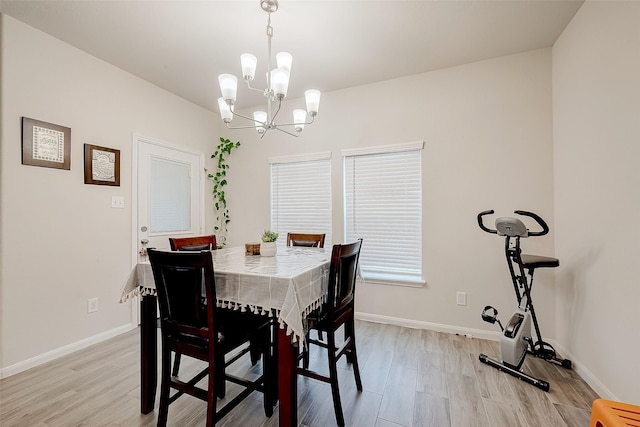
286 233 326 248
326 239 363 316
169 235 217 251
147 249 216 338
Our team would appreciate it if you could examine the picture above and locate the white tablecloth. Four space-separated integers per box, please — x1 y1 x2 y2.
119 246 331 344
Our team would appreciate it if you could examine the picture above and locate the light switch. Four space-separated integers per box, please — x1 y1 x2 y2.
456 292 467 306
111 196 125 208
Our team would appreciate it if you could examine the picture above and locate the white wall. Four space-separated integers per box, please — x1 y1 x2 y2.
553 1 640 403
0 15 219 374
223 48 557 338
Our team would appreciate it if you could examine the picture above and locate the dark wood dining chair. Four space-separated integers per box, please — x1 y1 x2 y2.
287 232 326 341
167 234 218 378
147 249 275 426
287 233 326 340
169 234 217 251
297 239 363 427
286 232 326 248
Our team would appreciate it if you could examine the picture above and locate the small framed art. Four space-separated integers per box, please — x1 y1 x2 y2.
84 144 121 186
21 117 71 170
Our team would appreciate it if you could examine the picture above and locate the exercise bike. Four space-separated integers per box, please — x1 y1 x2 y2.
477 209 572 392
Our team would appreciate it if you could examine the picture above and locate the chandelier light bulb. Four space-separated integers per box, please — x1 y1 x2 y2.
276 52 292 73
293 109 307 132
305 89 321 116
218 97 233 122
271 68 290 99
218 74 238 103
253 111 268 134
240 53 258 81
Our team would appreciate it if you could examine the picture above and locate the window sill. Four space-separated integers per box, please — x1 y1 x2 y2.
360 273 425 288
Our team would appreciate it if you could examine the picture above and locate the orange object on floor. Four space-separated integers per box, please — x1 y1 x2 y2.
590 399 640 427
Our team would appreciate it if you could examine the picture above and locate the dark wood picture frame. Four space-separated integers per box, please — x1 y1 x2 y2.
84 144 121 186
21 117 71 170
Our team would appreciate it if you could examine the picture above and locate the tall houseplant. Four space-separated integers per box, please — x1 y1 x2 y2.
207 137 241 248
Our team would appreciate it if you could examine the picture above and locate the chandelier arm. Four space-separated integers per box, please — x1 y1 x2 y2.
268 114 316 128
245 80 265 93
275 127 301 137
228 107 265 125
224 123 263 130
270 99 283 124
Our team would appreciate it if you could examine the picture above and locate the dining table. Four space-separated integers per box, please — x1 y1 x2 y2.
119 245 331 427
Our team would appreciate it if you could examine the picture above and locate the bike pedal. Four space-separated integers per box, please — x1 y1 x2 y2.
481 305 499 324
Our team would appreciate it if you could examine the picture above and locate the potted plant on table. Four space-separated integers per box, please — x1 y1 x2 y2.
260 230 279 257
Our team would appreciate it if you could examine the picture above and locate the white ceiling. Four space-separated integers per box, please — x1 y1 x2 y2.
1 0 583 112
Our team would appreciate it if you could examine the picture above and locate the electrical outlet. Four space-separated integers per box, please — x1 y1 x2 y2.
88 297 99 313
456 292 467 306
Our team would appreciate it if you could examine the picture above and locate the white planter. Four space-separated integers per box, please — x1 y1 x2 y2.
260 241 277 257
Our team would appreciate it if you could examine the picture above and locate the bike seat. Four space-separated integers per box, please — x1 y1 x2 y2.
521 254 559 269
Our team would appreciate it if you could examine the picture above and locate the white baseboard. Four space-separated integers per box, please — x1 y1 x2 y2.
355 311 501 341
552 342 618 401
0 323 136 379
3 314 616 402
355 311 616 401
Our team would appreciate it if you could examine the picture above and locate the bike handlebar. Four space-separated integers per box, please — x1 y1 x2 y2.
477 210 497 234
513 210 549 236
477 209 550 237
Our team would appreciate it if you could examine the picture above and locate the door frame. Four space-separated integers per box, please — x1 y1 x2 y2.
130 133 206 324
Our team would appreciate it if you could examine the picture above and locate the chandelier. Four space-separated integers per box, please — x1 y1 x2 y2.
217 0 321 138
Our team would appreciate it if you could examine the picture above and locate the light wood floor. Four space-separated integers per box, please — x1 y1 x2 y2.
0 320 599 426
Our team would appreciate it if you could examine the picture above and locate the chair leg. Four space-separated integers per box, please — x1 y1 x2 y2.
250 337 262 366
347 319 363 391
206 357 216 426
302 342 310 369
269 321 279 407
344 321 354 364
157 345 172 427
262 333 275 417
327 331 345 427
215 352 226 399
172 352 181 377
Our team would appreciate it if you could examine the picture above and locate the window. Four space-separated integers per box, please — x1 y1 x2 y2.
270 152 332 246
343 141 424 286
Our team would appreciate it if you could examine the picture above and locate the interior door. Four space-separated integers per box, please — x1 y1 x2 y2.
135 135 205 255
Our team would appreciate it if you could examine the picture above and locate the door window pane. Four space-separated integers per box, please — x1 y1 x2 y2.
150 156 191 233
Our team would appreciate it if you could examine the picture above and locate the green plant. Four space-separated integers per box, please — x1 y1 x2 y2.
207 137 241 248
261 230 279 243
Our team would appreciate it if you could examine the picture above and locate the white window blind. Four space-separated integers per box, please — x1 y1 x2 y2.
343 143 423 285
270 153 331 247
150 156 191 233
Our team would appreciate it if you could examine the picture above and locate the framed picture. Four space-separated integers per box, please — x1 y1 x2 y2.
84 144 121 186
21 117 71 170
